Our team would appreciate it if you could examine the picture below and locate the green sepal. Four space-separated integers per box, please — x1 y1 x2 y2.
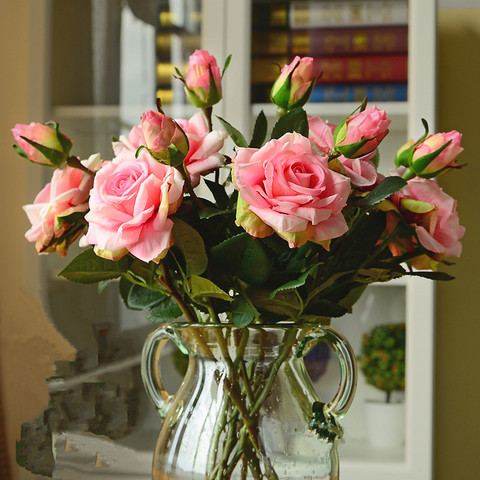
270 74 292 109
271 107 309 139
249 110 268 148
58 248 132 283
358 176 407 209
335 136 374 159
411 139 452 175
216 116 248 147
19 136 67 167
289 77 316 110
222 54 232 77
12 144 30 161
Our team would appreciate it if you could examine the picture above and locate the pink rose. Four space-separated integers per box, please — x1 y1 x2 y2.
141 110 189 162
112 125 145 156
391 177 465 258
334 105 390 158
12 121 72 166
271 56 315 109
23 153 101 255
84 149 184 263
308 115 378 187
185 50 222 108
176 112 227 186
233 132 351 248
412 131 463 177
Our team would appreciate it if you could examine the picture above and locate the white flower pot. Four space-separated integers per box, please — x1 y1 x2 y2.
364 401 405 448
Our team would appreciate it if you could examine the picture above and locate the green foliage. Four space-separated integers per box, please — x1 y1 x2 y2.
358 323 406 400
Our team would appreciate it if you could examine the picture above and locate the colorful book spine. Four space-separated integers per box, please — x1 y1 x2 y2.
251 54 408 84
289 0 408 29
252 2 289 29
310 83 407 102
252 25 408 57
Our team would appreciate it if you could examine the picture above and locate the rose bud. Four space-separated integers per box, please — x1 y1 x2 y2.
141 110 189 166
270 56 316 110
12 121 72 167
397 131 464 179
185 50 222 108
334 105 390 158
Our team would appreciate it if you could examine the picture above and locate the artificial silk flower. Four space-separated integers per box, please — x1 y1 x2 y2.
12 121 72 167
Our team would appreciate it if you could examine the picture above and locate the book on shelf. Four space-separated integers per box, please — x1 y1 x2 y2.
250 54 408 84
156 32 201 54
252 25 408 57
252 2 289 29
251 82 407 104
289 0 408 29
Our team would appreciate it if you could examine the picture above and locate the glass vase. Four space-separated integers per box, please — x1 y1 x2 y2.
141 322 357 480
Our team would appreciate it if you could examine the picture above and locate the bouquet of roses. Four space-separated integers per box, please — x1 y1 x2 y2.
12 51 464 327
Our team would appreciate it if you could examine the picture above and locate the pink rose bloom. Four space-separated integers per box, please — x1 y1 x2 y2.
84 149 184 263
308 115 378 187
335 105 390 158
185 50 222 108
176 112 227 186
233 132 351 248
391 177 465 258
12 122 72 166
112 125 145 156
271 56 315 109
141 110 189 160
23 153 101 255
412 130 463 176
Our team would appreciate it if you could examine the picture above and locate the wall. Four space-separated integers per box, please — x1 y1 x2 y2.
435 8 480 480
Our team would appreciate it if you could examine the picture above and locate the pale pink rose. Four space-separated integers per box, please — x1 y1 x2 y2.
412 131 463 176
391 177 465 258
233 132 351 248
84 149 184 263
141 110 189 160
12 122 72 166
271 56 315 109
308 115 378 187
176 112 227 186
335 105 390 158
185 50 222 108
23 153 102 255
112 125 145 156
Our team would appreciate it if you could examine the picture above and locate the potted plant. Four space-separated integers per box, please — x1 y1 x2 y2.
358 323 406 448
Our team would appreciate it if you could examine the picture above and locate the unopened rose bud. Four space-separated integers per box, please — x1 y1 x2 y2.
334 105 390 158
141 110 189 166
12 122 72 167
185 50 222 108
271 56 316 110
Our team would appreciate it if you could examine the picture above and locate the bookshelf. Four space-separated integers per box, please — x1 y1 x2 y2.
43 0 436 479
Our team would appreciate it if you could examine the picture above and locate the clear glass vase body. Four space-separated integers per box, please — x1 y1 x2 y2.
141 323 357 480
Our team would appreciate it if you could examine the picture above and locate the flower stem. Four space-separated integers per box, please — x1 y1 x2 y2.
66 156 95 177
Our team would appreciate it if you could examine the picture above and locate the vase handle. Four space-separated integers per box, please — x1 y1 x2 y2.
141 323 188 418
299 325 357 418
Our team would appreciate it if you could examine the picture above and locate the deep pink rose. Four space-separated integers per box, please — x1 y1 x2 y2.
271 56 315 109
334 105 390 158
413 131 464 176
12 122 72 166
23 154 101 255
233 132 351 248
176 112 227 186
391 177 465 258
185 50 222 108
308 115 378 187
141 110 189 161
84 149 184 263
112 125 145 156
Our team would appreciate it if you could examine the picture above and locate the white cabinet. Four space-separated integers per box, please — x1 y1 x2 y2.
202 1 437 479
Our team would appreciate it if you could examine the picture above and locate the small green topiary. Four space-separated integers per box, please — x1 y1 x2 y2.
358 323 406 403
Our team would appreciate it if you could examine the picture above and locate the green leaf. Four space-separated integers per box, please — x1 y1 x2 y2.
358 176 407 208
147 297 183 322
303 299 348 319
249 110 268 148
247 288 301 318
270 270 310 298
188 275 232 301
98 280 113 294
204 178 230 209
231 297 257 328
271 107 309 139
172 218 208 276
58 248 132 284
216 116 248 147
407 270 455 281
119 276 133 307
127 284 169 310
